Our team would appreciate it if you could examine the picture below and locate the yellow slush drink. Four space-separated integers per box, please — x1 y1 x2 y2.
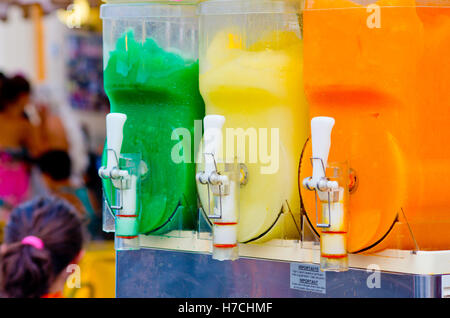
199 30 308 243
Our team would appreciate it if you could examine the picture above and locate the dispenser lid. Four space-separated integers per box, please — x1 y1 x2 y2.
304 0 450 10
101 0 198 19
104 0 200 4
198 0 301 15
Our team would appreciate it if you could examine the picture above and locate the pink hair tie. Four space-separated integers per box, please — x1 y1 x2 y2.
21 236 44 250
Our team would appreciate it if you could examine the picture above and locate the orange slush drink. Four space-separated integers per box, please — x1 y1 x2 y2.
301 0 450 252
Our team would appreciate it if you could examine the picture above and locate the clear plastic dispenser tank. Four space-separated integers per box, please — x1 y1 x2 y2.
196 0 309 260
99 0 205 250
300 0 450 254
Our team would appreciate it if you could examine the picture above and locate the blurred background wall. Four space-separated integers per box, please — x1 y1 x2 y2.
0 2 106 153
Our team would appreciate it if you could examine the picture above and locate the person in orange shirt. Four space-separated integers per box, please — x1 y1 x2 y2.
0 196 86 298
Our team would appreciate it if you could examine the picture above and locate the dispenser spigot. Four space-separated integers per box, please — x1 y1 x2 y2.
197 115 239 261
99 166 129 180
202 115 225 176
302 117 337 193
197 170 228 187
98 113 129 188
303 176 338 192
197 171 230 197
302 116 348 272
197 115 229 218
99 113 140 251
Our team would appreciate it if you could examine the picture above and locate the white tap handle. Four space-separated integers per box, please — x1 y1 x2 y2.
311 117 335 186
204 115 225 176
106 113 127 172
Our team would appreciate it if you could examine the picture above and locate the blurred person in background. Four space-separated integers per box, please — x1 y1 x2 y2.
0 74 48 221
0 72 101 240
32 85 89 189
36 150 101 239
0 196 86 298
32 87 101 238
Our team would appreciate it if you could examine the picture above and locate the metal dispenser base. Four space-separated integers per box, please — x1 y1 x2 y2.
116 247 449 298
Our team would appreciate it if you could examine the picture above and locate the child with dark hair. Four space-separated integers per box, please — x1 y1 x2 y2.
0 196 86 298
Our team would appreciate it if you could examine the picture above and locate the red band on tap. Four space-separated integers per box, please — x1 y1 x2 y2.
116 235 139 239
116 215 138 218
213 222 238 226
214 244 237 248
321 254 348 259
321 231 347 234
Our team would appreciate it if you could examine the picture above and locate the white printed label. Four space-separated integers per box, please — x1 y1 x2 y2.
290 263 326 294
